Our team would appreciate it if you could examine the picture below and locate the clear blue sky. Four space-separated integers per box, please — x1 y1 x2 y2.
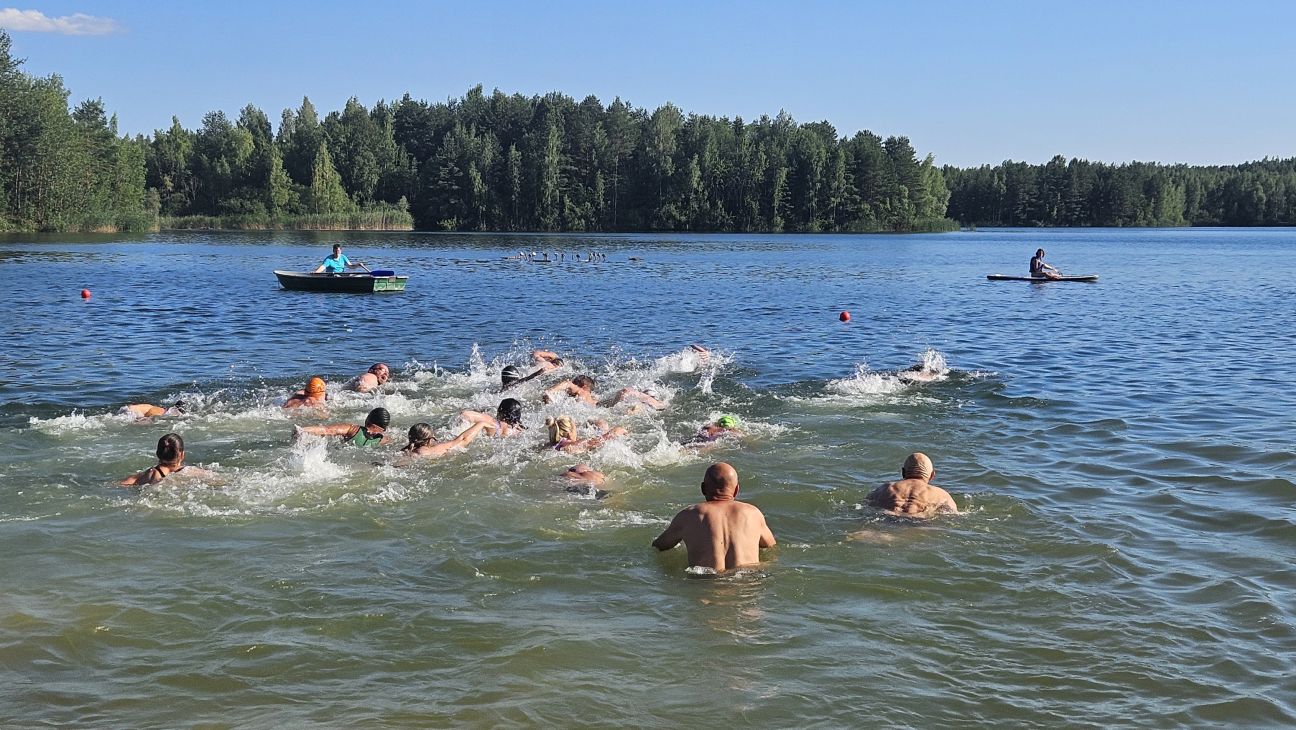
4 0 1293 167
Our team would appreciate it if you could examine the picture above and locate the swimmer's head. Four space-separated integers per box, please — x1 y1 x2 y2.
701 462 740 501
545 415 577 444
902 452 934 481
170 400 187 415
497 398 523 427
156 433 184 464
306 376 326 396
572 374 595 392
716 415 739 429
501 365 523 387
406 422 434 449
369 363 390 384
365 407 390 430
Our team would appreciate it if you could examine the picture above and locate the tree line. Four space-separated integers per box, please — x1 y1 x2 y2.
944 155 1296 227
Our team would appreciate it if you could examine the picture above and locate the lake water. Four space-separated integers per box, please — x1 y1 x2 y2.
1 228 1293 726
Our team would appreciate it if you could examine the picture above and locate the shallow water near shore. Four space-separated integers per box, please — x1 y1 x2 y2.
1 228 1294 726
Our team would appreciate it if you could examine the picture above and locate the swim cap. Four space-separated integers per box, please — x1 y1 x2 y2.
365 407 390 429
717 415 738 429
501 365 523 386
497 398 523 426
306 376 326 396
902 452 934 481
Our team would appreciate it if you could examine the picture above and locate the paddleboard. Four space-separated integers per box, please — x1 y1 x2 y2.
987 274 1099 282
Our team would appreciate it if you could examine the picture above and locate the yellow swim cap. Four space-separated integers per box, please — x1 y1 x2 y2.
306 376 326 396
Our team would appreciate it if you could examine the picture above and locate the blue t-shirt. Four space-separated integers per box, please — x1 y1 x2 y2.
321 253 351 273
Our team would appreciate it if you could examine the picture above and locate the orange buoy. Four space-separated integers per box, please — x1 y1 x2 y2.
839 311 850 322
81 289 91 299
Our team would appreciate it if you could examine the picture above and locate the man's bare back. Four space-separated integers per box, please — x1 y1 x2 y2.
653 463 776 571
866 453 958 517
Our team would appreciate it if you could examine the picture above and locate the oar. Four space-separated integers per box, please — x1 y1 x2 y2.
358 262 372 276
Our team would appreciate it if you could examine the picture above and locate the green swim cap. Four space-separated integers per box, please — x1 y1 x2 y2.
717 415 738 428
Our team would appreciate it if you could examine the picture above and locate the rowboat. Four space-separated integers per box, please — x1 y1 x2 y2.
274 270 408 293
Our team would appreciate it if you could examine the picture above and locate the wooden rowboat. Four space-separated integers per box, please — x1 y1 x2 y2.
274 270 408 293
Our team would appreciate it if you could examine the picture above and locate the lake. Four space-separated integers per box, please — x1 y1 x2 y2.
1 228 1293 726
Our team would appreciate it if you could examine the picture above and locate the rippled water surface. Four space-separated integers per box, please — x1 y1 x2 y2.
1 229 1294 726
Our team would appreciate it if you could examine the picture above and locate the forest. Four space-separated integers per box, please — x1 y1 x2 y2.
2 28 1293 233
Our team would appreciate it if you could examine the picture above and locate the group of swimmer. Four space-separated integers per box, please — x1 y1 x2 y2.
505 250 610 263
117 341 959 573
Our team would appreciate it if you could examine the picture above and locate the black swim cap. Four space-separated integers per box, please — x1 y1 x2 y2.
366 407 390 429
497 398 523 426
501 365 523 386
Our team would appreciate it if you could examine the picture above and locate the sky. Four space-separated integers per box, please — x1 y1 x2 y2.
3 0 1294 167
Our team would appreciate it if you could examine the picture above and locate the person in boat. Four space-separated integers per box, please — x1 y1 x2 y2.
866 452 958 518
348 363 390 393
544 415 627 454
501 351 565 391
688 415 742 445
652 462 777 571
1030 248 1061 280
296 407 391 446
120 433 212 487
401 421 487 459
119 401 186 419
544 374 667 411
459 398 525 437
314 244 365 275
284 376 327 409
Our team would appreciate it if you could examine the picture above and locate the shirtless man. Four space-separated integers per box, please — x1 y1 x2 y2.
348 363 390 393
544 374 666 411
120 433 212 486
284 376 327 409
866 452 958 517
119 401 186 419
652 463 777 571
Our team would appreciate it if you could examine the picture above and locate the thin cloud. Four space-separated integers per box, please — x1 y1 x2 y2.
0 8 122 35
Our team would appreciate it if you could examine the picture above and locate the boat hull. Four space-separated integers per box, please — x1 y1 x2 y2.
274 271 408 293
986 274 1099 282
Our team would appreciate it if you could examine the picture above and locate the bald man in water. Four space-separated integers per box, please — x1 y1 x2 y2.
867 452 958 517
652 462 776 571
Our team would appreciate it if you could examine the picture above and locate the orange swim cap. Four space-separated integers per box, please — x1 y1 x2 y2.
306 376 326 396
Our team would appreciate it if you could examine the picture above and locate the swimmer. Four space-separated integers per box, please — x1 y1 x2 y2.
501 351 565 391
544 374 666 411
866 452 958 517
563 464 610 499
296 407 391 446
283 376 327 409
119 401 186 419
652 462 777 571
120 432 212 486
544 415 627 454
459 398 525 437
688 415 742 445
348 363 390 393
401 421 486 459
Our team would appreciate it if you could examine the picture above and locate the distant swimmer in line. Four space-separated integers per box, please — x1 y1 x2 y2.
544 415 627 454
544 374 666 411
119 401 186 419
688 415 742 446
563 464 610 499
866 452 958 517
401 421 486 459
296 407 391 446
1030 248 1061 280
283 376 327 409
501 350 565 391
120 432 212 487
314 243 365 274
459 398 525 437
348 363 390 393
652 462 777 572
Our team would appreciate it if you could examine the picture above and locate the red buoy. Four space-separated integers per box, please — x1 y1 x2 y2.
81 289 91 299
839 311 850 322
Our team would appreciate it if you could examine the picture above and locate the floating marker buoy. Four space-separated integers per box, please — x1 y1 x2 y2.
81 289 91 299
839 311 850 322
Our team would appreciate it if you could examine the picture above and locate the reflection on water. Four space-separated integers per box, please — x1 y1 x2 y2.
1 229 1295 725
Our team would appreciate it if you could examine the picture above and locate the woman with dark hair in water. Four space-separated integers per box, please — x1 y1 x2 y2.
459 398 526 437
296 407 391 446
120 433 211 486
401 421 487 459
